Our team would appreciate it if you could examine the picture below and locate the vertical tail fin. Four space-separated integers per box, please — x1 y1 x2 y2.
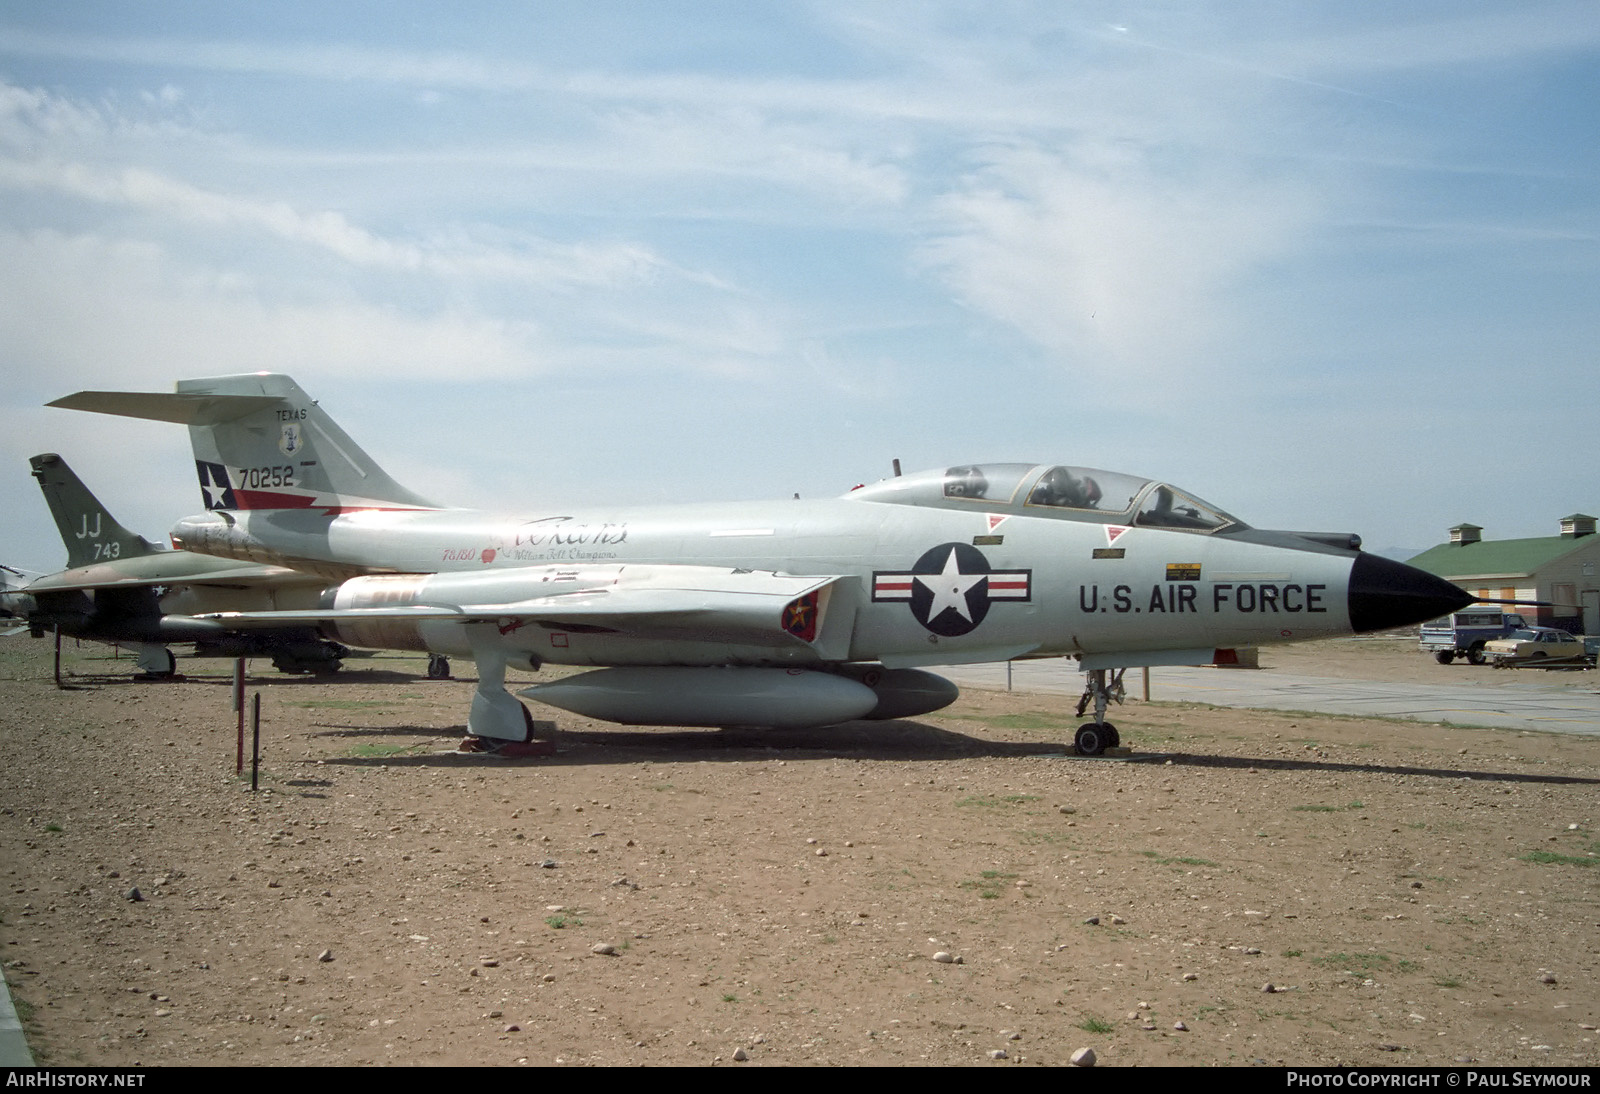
48 374 435 513
29 453 160 569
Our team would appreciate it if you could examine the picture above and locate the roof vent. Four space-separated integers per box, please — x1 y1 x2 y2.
1559 513 1596 538
1449 523 1482 546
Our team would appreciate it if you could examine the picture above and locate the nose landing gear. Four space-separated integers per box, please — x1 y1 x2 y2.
1074 667 1125 756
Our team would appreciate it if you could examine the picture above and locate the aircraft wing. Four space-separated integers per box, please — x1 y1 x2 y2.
22 556 320 594
199 570 852 653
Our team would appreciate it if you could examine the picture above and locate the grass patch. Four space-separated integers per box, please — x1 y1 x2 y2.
959 712 1075 731
1143 699 1429 727
1077 1015 1115 1035
42 824 62 833
1521 851 1595 867
960 870 1018 899
1292 801 1364 814
956 795 1040 809
1314 952 1392 973
544 913 584 930
1141 851 1219 867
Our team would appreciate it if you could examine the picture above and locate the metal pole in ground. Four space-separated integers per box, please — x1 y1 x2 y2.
1142 666 1150 702
233 657 246 775
250 692 261 793
53 626 62 689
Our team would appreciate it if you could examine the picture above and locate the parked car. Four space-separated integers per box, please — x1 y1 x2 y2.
1482 627 1588 666
1418 609 1528 665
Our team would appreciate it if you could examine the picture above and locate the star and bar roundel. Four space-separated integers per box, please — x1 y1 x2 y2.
872 542 1031 637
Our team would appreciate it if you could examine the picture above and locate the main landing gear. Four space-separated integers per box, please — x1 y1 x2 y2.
133 644 178 681
458 644 554 757
1074 667 1124 756
459 702 553 756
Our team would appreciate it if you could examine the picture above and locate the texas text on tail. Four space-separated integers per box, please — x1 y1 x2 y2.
2 452 349 676
51 373 1471 754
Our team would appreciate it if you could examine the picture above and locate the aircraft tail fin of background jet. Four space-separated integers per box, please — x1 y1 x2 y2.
30 453 161 569
49 374 436 513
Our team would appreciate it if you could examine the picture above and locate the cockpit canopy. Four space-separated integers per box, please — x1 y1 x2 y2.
847 463 1245 534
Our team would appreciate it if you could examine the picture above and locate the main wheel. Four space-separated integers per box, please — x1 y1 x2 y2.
1075 723 1109 757
1435 651 1454 665
1467 645 1486 665
1104 723 1121 749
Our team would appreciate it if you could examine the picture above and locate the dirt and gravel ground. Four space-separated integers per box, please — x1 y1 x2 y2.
2 636 1597 1067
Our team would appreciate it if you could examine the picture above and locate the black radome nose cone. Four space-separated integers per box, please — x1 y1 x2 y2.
1348 553 1473 633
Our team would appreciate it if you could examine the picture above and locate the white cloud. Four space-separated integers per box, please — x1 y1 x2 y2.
0 228 539 386
920 139 1323 381
0 153 681 289
596 106 910 207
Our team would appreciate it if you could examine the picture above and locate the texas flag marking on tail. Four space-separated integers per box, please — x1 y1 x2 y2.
196 461 237 510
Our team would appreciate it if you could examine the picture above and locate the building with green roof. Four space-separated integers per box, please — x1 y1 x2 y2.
1408 514 1599 634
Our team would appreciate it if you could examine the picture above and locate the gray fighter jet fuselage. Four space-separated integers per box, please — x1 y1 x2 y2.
50 375 1470 752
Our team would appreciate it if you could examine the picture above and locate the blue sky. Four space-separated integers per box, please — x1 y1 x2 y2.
2 1 1597 573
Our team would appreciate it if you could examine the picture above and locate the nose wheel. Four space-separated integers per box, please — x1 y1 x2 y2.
1074 667 1125 756
1074 721 1120 756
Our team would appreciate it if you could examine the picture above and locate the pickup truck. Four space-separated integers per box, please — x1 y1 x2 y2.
1418 609 1527 665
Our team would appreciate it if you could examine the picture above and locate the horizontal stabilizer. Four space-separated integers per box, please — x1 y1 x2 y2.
46 390 281 425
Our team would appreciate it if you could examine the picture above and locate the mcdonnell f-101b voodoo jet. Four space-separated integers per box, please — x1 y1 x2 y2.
50 374 1470 755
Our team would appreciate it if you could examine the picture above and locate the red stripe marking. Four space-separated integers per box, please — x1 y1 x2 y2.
233 489 317 510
